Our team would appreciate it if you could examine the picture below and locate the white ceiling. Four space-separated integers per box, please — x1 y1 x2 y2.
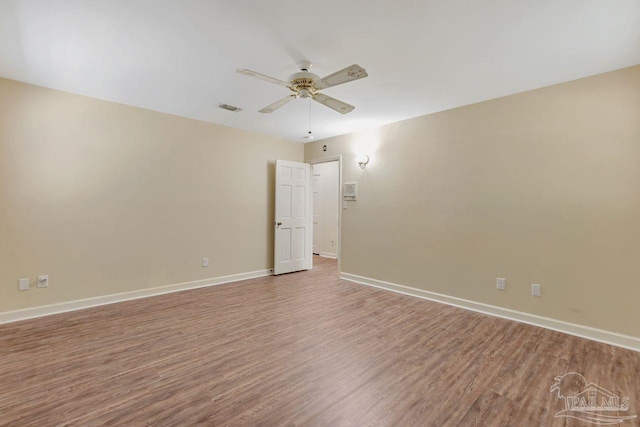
1 1 639 142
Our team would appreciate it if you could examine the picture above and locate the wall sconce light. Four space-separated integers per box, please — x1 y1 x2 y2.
356 154 369 169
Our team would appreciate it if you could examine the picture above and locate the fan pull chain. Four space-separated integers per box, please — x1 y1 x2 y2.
308 97 312 138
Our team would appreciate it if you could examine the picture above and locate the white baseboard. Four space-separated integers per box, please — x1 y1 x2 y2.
319 252 337 259
0 269 273 325
340 272 640 353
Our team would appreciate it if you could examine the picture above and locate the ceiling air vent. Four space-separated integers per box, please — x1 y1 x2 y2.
218 103 242 112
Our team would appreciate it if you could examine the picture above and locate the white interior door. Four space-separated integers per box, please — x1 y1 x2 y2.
274 160 312 275
312 173 322 255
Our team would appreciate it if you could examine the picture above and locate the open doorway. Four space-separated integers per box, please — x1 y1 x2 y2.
310 157 341 270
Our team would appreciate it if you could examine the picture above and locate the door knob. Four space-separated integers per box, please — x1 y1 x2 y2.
276 221 282 226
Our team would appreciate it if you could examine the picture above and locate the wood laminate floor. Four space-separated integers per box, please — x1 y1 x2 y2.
1 256 638 426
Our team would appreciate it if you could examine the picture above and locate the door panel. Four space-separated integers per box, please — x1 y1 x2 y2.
274 160 312 275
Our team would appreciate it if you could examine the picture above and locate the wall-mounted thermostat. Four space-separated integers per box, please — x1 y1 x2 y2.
343 182 357 200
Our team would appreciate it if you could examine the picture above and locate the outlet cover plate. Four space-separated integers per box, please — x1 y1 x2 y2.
531 283 541 297
37 275 49 288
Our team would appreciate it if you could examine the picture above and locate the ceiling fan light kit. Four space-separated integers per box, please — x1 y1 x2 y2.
237 61 368 115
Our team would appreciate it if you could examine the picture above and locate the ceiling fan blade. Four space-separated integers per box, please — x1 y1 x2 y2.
259 95 297 113
237 69 290 87
313 64 368 90
312 93 355 114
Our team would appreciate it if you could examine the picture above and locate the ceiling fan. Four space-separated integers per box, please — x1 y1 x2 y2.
237 60 368 114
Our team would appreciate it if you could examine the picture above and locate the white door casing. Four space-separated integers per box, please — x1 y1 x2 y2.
274 160 312 275
312 173 322 255
311 161 339 259
309 155 342 271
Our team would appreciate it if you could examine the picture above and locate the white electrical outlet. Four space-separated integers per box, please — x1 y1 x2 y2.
202 257 209 267
37 275 48 288
531 283 541 297
496 277 506 291
18 278 30 291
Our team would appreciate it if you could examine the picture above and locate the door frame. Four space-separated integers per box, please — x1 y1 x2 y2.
308 156 342 273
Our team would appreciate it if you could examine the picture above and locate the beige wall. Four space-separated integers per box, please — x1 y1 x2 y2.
0 78 303 312
305 65 640 338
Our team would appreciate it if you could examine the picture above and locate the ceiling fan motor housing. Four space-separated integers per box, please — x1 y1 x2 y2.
288 72 320 98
